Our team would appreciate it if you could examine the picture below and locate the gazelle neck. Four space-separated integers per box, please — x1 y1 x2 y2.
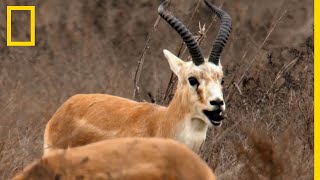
156 88 187 138
165 85 209 152
167 86 190 120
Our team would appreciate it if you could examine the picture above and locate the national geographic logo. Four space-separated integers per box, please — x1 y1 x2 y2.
7 6 35 47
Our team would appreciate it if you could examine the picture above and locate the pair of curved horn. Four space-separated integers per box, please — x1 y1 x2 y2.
158 0 232 65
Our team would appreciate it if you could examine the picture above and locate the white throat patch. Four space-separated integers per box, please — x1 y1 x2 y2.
175 116 208 152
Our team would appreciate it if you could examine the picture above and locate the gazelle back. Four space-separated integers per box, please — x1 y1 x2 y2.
13 138 216 180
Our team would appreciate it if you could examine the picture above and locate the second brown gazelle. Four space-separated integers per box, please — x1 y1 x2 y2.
43 0 232 154
14 138 216 180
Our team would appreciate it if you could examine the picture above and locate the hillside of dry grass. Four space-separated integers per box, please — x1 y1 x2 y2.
0 0 313 179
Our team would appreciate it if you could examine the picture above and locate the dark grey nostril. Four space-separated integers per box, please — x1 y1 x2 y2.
210 100 224 106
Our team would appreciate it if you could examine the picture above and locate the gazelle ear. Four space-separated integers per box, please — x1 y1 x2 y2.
163 49 184 75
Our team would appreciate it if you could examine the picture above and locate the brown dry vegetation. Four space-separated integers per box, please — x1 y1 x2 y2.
0 0 313 179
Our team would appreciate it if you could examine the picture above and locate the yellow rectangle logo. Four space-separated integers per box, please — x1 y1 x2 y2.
7 6 35 46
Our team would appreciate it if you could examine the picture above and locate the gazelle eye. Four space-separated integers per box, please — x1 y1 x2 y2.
221 79 224 85
188 77 199 88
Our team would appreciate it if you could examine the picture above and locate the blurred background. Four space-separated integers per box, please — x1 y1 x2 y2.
0 0 313 179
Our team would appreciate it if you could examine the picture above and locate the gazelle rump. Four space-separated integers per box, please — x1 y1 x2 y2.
43 0 232 154
13 138 216 180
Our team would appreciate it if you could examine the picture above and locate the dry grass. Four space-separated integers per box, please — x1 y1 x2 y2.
0 0 313 179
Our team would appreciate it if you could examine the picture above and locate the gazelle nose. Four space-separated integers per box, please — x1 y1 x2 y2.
210 100 224 106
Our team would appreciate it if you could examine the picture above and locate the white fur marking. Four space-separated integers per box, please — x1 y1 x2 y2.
175 117 208 152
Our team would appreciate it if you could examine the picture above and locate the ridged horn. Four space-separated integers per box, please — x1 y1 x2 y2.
158 0 204 66
204 0 232 65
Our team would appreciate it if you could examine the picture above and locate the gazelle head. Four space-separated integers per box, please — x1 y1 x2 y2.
159 0 232 126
